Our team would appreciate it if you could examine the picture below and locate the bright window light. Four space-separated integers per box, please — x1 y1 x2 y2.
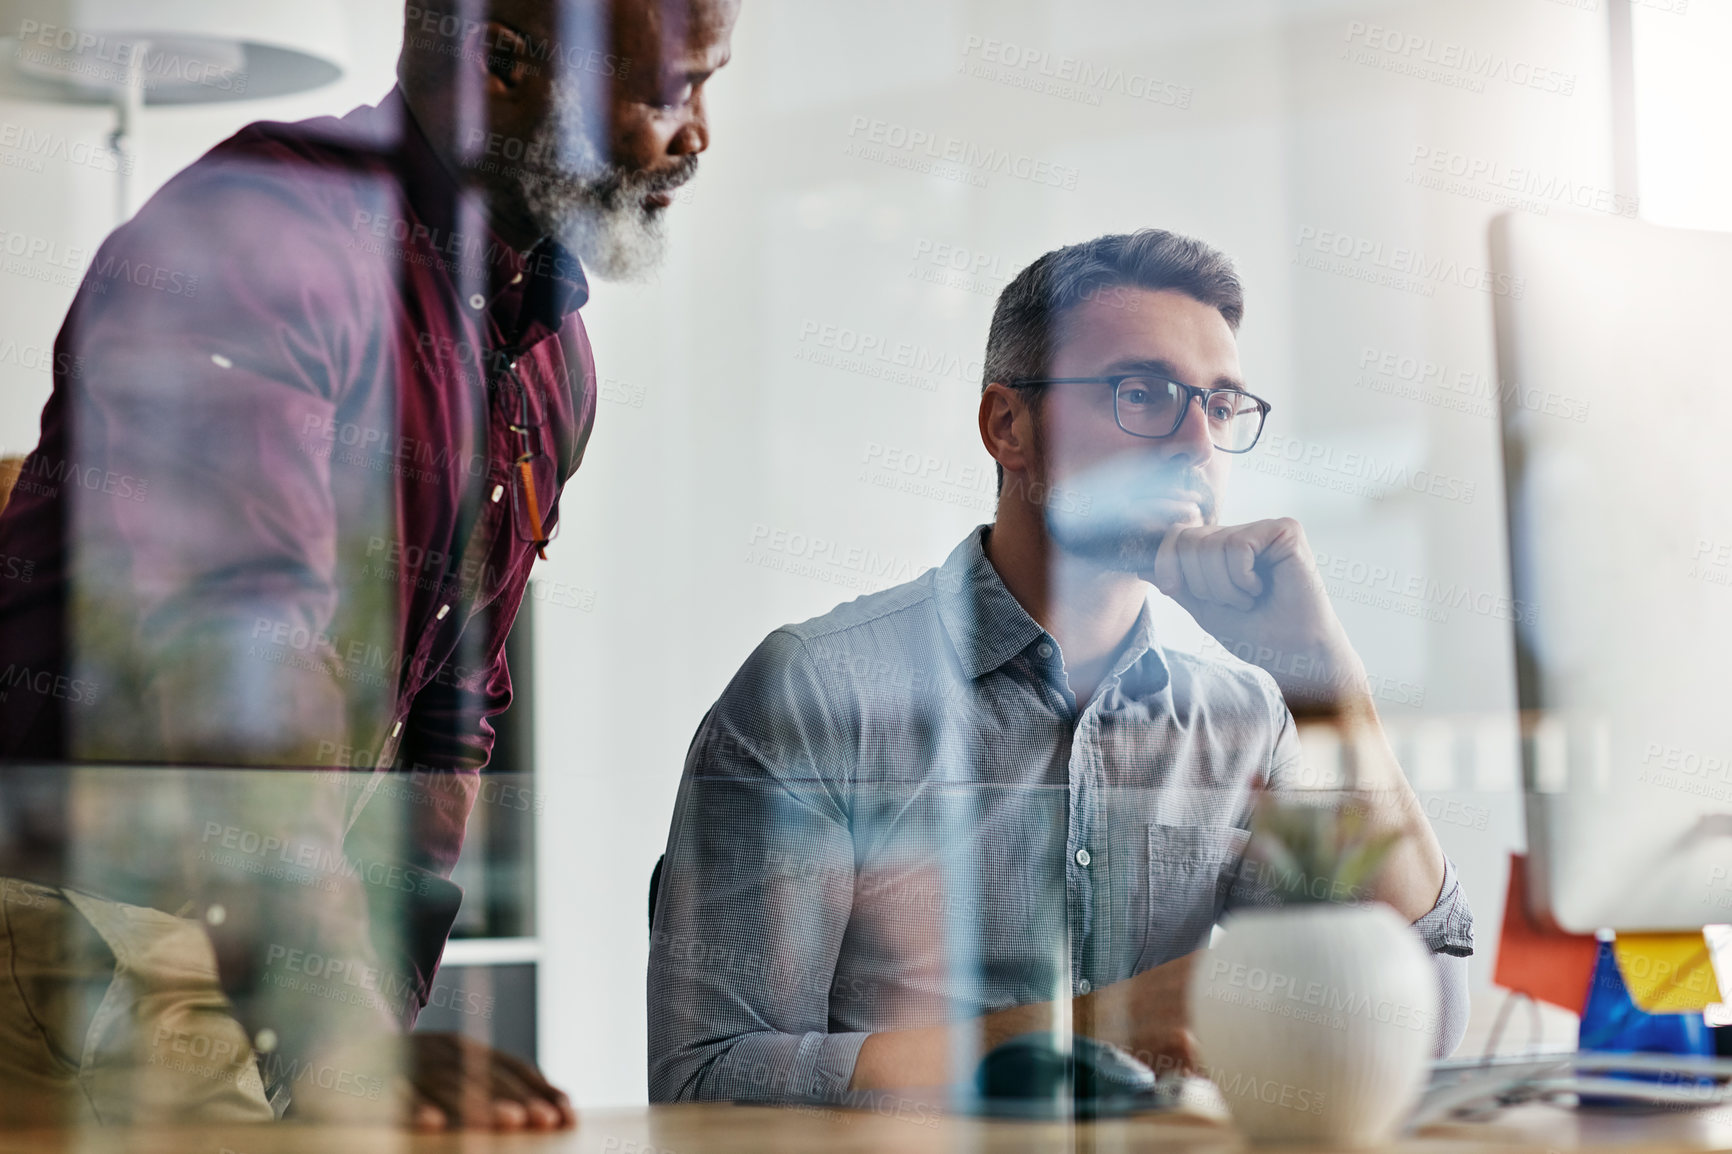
1632 2 1732 231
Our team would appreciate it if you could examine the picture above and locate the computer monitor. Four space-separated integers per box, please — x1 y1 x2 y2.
1491 210 1732 933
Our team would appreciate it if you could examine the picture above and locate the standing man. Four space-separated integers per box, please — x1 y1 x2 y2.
0 0 737 1130
649 231 1471 1104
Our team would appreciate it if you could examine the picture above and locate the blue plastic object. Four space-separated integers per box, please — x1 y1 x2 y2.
1578 939 1714 1098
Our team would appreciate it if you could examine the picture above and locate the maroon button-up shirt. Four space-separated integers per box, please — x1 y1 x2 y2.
0 90 595 1007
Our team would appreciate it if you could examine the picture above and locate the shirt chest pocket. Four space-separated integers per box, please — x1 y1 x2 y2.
1139 823 1250 971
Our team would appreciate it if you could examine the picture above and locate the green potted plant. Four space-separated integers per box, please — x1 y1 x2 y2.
1188 794 1438 1145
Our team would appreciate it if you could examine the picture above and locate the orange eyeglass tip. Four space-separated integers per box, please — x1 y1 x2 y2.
517 457 549 561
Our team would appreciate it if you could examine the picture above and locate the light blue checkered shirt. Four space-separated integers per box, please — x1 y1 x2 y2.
648 527 1472 1104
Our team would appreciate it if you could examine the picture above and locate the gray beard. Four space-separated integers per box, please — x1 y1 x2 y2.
510 79 692 281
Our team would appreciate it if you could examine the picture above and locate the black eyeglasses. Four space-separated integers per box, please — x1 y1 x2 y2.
1011 374 1272 453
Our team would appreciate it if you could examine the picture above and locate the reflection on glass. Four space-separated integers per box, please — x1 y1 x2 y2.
650 231 1476 1120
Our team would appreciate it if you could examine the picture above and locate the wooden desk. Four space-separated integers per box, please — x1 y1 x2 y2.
4 1102 1731 1154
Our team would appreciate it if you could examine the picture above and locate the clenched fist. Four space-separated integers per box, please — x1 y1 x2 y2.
1149 517 1368 711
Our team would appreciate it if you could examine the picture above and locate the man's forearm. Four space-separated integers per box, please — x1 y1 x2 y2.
850 999 1061 1091
849 952 1201 1091
1333 694 1447 922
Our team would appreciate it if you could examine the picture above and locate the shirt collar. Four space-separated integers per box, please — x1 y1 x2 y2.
378 88 590 344
513 238 590 339
933 527 1045 680
1113 595 1172 699
933 526 1171 695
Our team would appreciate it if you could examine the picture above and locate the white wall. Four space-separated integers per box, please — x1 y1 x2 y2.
4 0 1720 1111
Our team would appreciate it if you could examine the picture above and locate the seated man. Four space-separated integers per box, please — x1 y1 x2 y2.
647 230 1473 1104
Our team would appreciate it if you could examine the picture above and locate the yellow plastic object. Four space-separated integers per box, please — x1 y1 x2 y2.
1613 932 1722 1013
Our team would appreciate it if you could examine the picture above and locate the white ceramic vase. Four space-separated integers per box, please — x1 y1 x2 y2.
1188 903 1437 1145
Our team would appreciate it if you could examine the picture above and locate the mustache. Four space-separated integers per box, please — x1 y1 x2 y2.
582 155 699 210
1158 468 1217 520
639 156 699 194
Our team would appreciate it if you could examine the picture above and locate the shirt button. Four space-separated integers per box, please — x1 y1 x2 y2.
491 484 505 503
391 720 403 739
1075 848 1091 867
1078 979 1092 995
510 272 524 286
436 604 451 621
468 293 487 311
1037 642 1054 659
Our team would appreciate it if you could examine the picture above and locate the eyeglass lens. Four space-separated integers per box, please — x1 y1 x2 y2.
1114 376 1265 451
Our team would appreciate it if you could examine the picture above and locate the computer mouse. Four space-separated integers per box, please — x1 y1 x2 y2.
976 1033 1160 1102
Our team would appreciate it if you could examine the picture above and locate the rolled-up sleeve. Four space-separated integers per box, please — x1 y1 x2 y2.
1412 856 1475 1057
1411 856 1474 957
1246 706 1477 955
1239 701 1475 1054
648 630 870 1104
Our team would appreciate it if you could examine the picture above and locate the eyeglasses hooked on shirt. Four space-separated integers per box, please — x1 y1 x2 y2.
494 355 559 559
